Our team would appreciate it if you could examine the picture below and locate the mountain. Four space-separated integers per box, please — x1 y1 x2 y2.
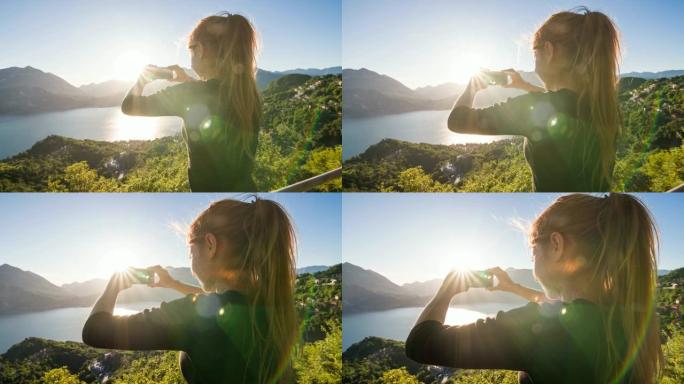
342 68 542 118
78 80 132 98
257 66 341 90
621 70 684 79
297 265 331 275
0 66 82 96
343 262 540 314
0 263 340 315
0 65 342 114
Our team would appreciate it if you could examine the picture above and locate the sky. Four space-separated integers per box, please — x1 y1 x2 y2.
0 0 341 86
343 193 684 285
0 193 341 285
343 0 684 88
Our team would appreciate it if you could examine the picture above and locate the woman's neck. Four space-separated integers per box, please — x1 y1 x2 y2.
559 282 601 304
212 275 251 295
545 74 580 93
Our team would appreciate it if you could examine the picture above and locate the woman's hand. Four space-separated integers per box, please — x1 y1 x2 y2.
501 69 546 93
500 69 527 90
165 65 196 83
146 265 177 289
485 267 515 292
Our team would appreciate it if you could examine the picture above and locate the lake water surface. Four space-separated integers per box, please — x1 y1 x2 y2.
343 110 506 160
0 302 161 352
342 303 520 351
0 107 182 159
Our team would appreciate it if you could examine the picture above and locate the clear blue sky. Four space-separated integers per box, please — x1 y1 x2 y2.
343 193 684 285
0 193 341 285
343 0 684 88
0 0 341 86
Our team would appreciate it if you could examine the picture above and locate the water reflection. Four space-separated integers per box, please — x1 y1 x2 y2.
444 307 490 325
108 111 177 142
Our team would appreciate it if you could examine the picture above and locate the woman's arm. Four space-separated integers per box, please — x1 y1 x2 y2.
121 65 196 117
447 77 487 133
415 271 467 325
89 272 132 316
486 267 547 303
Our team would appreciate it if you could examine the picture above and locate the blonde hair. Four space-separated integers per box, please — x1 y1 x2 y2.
531 193 662 383
534 8 621 186
190 197 297 383
190 13 261 158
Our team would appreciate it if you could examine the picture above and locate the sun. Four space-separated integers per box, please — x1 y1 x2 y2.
449 52 487 84
113 50 148 81
96 247 137 277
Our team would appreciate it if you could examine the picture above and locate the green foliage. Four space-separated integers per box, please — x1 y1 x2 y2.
110 351 184 384
42 367 85 384
662 331 684 384
381 367 421 384
294 321 342 384
448 370 519 384
0 74 341 192
345 76 684 192
382 166 454 192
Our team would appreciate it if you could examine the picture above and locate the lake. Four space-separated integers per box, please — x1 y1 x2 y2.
0 302 161 353
342 110 506 160
0 107 182 160
342 303 521 351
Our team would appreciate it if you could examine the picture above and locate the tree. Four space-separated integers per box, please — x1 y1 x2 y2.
389 166 454 192
42 367 84 384
294 321 342 384
381 367 421 384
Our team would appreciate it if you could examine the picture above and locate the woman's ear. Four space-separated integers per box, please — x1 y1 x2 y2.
549 231 564 261
205 233 217 259
543 41 555 64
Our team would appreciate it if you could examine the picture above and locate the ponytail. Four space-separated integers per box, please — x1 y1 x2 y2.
190 13 261 159
535 8 621 186
532 193 662 383
244 198 298 383
190 197 298 383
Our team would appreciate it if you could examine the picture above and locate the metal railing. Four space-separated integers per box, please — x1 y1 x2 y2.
668 183 684 192
272 167 342 192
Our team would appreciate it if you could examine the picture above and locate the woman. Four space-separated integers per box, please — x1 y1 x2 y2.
448 8 621 192
406 193 662 383
82 197 298 384
121 12 261 192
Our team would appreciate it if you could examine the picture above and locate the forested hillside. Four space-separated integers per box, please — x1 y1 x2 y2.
0 265 341 384
0 74 342 192
344 76 684 192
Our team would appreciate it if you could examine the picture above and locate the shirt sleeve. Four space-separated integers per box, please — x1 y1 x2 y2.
121 82 197 117
450 93 552 137
82 294 196 351
405 303 539 371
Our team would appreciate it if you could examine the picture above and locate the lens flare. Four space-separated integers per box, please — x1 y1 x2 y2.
113 50 148 81
449 52 487 84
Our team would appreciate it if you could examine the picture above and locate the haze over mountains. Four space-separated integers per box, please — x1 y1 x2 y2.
0 65 341 115
0 263 330 315
342 262 673 314
343 67 684 118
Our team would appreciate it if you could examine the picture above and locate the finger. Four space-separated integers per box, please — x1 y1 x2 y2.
502 68 516 73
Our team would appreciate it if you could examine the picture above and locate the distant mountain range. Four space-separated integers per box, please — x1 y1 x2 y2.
0 263 329 315
0 65 341 115
343 67 684 118
343 68 541 118
342 262 542 314
342 262 671 314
